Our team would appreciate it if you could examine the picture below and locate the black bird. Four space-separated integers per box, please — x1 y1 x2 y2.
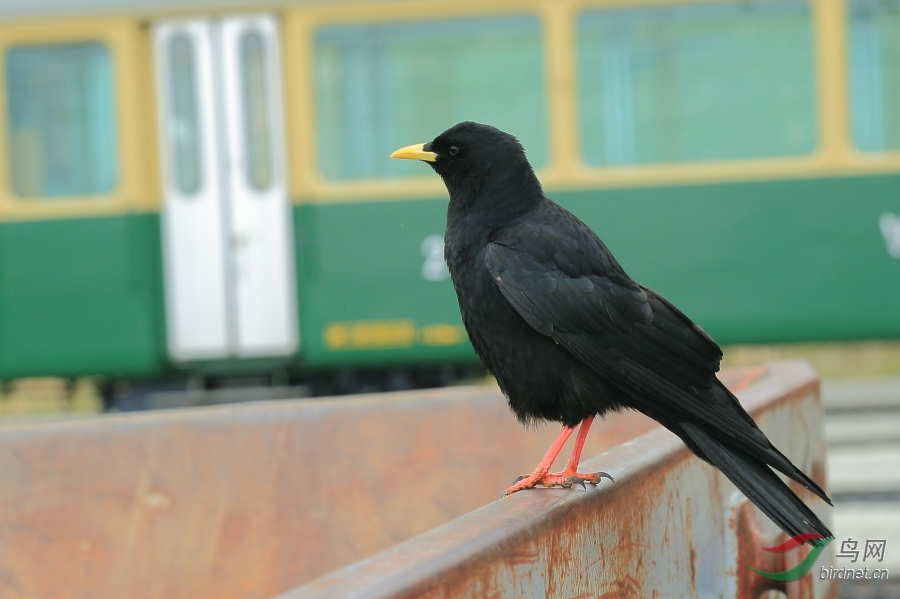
391 121 832 542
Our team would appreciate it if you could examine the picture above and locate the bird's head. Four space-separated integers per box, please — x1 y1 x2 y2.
391 121 542 216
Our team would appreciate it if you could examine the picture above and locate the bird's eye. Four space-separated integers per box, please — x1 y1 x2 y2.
449 146 459 156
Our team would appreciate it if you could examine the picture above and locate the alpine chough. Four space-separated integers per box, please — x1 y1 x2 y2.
391 121 832 542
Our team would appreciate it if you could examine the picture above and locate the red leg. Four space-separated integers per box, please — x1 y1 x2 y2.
503 425 575 496
503 416 612 497
561 415 595 475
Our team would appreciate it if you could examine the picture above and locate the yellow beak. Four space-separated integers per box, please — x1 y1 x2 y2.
390 143 437 162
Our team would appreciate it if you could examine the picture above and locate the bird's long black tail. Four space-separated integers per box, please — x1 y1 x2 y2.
680 421 832 542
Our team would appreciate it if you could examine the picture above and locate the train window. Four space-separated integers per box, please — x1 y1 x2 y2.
576 2 816 166
849 0 900 152
168 35 202 195
314 15 546 181
241 31 273 190
5 42 117 198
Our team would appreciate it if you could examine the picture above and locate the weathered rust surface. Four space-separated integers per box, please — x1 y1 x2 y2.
0 363 825 599
278 361 836 599
0 382 656 599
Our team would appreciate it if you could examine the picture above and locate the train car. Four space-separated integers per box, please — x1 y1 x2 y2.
0 0 898 404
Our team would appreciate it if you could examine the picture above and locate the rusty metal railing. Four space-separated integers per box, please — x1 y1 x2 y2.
0 379 655 599
278 361 836 599
0 362 835 598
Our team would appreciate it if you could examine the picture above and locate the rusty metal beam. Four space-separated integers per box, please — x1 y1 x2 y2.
0 382 656 599
0 363 831 599
277 361 836 599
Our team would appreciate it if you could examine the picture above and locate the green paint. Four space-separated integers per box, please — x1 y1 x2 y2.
0 214 166 378
2 172 900 379
296 172 900 369
556 174 900 344
293 202 476 367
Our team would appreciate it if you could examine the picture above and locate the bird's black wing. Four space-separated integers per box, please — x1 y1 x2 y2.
484 212 832 517
484 216 745 437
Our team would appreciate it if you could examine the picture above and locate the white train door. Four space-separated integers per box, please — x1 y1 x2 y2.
153 15 298 362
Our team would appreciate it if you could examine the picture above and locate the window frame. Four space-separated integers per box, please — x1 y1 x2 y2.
310 14 551 183
283 0 900 205
846 0 900 154
0 17 153 221
282 1 559 203
0 1 895 213
574 1 821 167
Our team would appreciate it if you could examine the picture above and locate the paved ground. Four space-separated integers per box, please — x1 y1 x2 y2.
822 378 900 599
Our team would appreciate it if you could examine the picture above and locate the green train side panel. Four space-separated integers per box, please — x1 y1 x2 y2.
294 202 477 367
0 214 166 379
295 173 900 368
2 173 898 379
557 174 900 344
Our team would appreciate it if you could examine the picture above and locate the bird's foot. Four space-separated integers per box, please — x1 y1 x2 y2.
502 468 613 497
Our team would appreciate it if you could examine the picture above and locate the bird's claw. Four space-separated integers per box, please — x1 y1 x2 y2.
566 476 586 490
501 474 528 497
502 468 614 498
596 471 614 483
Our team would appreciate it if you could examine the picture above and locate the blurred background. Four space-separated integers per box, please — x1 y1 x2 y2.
0 0 898 597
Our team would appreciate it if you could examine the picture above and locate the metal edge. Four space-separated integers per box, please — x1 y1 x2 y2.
275 360 824 599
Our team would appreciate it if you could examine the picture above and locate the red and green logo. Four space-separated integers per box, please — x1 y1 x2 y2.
748 534 834 581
